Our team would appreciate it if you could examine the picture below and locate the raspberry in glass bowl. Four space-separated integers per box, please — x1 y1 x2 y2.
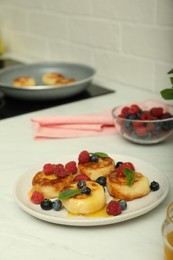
112 101 173 144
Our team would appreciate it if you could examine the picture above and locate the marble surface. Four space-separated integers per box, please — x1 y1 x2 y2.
0 78 172 260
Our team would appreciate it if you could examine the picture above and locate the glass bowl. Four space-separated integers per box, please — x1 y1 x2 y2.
112 102 173 144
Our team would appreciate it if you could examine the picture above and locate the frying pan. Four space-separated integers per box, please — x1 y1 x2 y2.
0 62 96 100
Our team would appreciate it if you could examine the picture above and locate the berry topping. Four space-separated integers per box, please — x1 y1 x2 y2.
106 200 122 216
121 106 129 116
90 154 99 162
150 107 163 117
116 103 173 143
54 164 67 177
78 150 90 163
150 181 160 191
77 180 86 189
31 191 44 204
140 112 153 120
81 186 91 195
40 199 53 210
52 199 62 211
118 200 127 211
160 112 172 119
65 161 77 174
43 163 55 175
96 176 106 186
128 104 141 115
135 126 147 137
73 174 91 182
116 162 135 178
115 161 123 168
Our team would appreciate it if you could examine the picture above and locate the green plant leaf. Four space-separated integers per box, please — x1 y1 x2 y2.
170 77 173 85
58 189 81 200
123 168 136 186
168 69 173 74
91 152 108 158
160 88 173 100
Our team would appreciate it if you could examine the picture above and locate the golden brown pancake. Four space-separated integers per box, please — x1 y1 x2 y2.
106 171 150 201
42 72 76 86
42 72 64 85
32 171 74 199
78 156 115 181
13 76 36 87
55 78 76 86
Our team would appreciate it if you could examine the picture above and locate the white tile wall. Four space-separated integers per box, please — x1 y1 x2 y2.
0 0 173 94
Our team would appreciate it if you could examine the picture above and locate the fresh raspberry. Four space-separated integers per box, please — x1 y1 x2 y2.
132 121 143 129
78 150 90 163
73 174 91 182
135 126 147 137
118 113 126 118
116 162 135 178
160 112 172 119
31 191 44 204
54 164 67 177
140 112 153 120
146 122 155 132
121 106 129 116
43 163 55 175
65 161 77 174
128 104 140 115
106 200 122 216
150 107 163 117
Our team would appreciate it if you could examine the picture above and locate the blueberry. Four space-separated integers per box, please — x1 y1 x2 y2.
124 121 133 131
162 121 173 131
125 113 130 118
40 199 53 210
136 111 142 119
96 176 106 186
144 132 152 140
115 161 123 168
90 154 99 162
118 200 127 211
130 131 139 139
150 181 160 191
77 180 86 189
52 200 62 211
154 123 162 132
128 114 137 120
81 186 91 195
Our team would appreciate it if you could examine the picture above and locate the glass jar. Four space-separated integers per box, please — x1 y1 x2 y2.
162 202 173 260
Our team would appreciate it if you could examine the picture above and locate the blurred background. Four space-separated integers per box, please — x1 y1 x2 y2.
0 0 173 94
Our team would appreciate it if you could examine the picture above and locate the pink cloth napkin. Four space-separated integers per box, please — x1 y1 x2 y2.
31 99 170 139
31 110 117 139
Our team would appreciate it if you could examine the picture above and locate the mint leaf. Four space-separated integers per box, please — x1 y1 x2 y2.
58 189 81 200
91 152 108 158
123 168 136 186
160 88 173 100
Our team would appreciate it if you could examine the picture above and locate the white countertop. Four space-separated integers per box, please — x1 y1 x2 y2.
0 78 172 260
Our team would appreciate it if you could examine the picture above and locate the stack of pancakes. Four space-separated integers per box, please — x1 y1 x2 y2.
30 155 151 214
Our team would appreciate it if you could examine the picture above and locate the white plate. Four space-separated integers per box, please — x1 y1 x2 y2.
14 154 169 226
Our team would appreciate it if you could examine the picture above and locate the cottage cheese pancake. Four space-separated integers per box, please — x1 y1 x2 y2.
13 76 36 87
61 181 106 214
107 171 150 201
78 156 115 181
42 72 76 86
32 171 74 199
42 72 64 85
